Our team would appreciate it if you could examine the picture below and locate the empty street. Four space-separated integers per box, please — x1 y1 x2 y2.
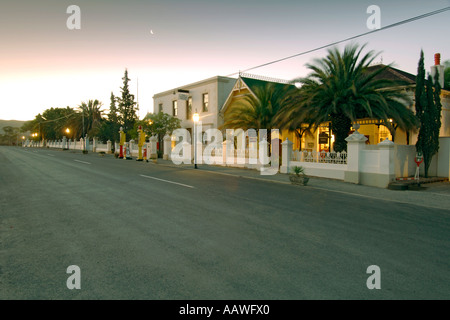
0 146 449 299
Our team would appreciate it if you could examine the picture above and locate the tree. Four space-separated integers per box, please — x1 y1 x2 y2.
21 114 44 138
279 43 418 152
1 126 19 145
117 69 138 133
443 60 450 90
222 82 295 149
222 82 293 130
94 92 122 144
40 107 77 140
21 108 78 141
108 92 119 123
78 99 104 137
140 112 181 152
96 120 120 144
415 50 442 177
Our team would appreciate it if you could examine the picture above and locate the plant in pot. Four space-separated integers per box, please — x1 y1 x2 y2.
289 166 309 186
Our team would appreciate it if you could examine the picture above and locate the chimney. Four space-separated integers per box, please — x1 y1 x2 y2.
430 53 444 88
435 53 441 66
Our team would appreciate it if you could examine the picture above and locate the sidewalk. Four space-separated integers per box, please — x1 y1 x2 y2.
151 158 450 211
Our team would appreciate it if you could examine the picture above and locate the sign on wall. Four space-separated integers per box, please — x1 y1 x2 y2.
319 132 329 144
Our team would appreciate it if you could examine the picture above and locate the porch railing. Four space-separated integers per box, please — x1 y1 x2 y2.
291 150 347 164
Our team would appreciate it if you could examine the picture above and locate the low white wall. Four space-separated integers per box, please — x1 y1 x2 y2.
395 145 416 178
360 150 380 174
394 141 448 178
96 144 108 152
289 161 347 180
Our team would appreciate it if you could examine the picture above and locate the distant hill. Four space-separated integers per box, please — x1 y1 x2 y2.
0 119 29 133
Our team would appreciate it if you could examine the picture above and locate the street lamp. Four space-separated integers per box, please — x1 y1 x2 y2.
193 111 199 169
65 128 71 149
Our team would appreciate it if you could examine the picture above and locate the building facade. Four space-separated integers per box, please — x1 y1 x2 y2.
152 76 236 137
220 62 450 153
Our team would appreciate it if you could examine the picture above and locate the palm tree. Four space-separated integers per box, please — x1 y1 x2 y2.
278 43 418 152
78 99 104 137
222 82 295 147
222 82 297 130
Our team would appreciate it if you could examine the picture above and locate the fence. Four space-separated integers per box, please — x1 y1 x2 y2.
291 150 347 164
24 132 450 188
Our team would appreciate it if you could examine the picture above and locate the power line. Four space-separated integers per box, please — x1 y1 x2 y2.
38 111 77 124
227 6 450 77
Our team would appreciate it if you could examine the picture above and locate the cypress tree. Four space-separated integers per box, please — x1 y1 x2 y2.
415 51 442 177
108 92 118 123
117 69 137 132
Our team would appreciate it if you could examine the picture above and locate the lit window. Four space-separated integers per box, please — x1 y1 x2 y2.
173 100 178 116
202 93 209 112
186 97 192 120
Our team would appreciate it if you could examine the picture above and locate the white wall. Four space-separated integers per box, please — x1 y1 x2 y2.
437 137 450 178
288 161 347 180
153 76 235 131
395 145 417 177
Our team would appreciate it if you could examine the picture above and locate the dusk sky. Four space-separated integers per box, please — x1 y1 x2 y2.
1 0 449 121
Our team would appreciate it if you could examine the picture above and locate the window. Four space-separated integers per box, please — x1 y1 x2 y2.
158 103 163 113
202 93 209 112
172 100 178 116
186 97 192 120
378 125 392 143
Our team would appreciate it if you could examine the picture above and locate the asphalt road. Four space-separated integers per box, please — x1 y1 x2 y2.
0 146 449 299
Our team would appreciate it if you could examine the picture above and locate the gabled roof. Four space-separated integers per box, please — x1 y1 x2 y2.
366 64 416 85
240 76 295 93
220 74 295 113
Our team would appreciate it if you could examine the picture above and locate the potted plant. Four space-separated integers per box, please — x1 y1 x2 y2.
289 166 309 186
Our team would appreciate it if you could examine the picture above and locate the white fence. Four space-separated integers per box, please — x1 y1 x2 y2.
24 132 450 188
291 150 347 164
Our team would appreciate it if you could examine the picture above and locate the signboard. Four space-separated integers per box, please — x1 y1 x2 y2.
415 152 424 167
319 132 329 144
178 93 189 101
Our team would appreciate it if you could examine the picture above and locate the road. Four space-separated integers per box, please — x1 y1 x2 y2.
0 146 449 299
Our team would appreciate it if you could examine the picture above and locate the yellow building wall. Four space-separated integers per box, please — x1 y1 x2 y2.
358 125 378 144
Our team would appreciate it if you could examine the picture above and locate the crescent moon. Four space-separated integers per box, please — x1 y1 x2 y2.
150 30 154 35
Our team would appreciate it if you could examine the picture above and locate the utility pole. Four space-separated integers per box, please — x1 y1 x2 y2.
136 77 140 119
82 111 85 151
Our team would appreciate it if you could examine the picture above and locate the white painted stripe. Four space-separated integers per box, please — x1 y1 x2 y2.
140 174 195 189
74 159 91 165
47 154 55 157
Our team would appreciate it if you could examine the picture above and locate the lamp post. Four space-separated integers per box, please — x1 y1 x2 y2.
65 128 70 149
193 111 199 169
82 111 85 152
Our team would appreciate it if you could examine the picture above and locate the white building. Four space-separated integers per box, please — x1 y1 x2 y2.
152 76 236 136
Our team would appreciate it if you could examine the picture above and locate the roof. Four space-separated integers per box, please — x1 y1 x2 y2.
366 64 416 85
152 75 236 99
220 74 295 114
240 76 295 93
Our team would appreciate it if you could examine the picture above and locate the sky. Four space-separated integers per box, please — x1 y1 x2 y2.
0 0 449 121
